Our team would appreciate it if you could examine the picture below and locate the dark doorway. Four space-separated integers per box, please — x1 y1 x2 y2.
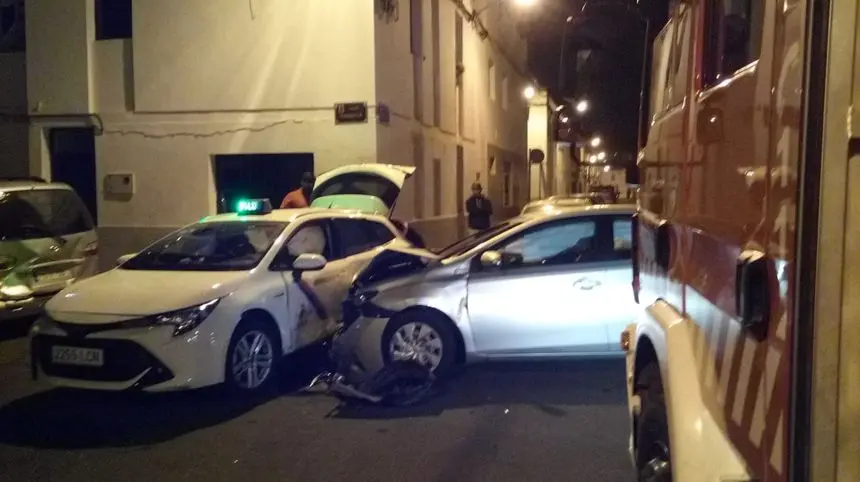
48 128 98 224
212 153 314 214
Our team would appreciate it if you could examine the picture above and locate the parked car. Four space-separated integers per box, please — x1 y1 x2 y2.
29 199 413 394
338 204 637 377
520 195 593 215
0 177 98 322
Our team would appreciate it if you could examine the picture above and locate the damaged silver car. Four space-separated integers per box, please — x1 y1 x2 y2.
335 204 637 378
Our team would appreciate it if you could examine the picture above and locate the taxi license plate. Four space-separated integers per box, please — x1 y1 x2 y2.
37 270 73 283
51 346 104 367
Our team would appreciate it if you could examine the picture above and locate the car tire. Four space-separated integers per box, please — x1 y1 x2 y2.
224 319 280 395
381 311 458 378
635 364 672 482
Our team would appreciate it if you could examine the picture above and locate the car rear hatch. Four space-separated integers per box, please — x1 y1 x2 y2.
310 164 416 217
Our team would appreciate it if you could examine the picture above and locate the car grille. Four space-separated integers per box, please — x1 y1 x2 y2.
32 335 174 385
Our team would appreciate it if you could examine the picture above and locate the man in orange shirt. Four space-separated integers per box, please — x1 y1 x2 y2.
280 172 315 209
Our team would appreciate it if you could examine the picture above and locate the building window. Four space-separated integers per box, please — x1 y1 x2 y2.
503 161 512 207
488 61 496 101
0 0 25 53
455 13 465 135
702 0 764 86
410 0 422 55
433 158 442 216
431 0 441 127
96 0 133 40
501 75 509 110
411 0 423 121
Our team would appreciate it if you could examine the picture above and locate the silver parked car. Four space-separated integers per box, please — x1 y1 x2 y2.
337 204 637 377
520 195 593 215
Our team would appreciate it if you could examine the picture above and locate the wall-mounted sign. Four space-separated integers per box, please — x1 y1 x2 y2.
377 104 390 125
335 102 368 124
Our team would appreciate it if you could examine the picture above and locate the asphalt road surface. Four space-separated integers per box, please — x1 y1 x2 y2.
0 319 633 482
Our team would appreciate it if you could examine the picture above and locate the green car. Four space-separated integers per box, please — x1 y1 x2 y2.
0 178 98 321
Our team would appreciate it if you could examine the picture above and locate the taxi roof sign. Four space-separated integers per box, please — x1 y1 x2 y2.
234 198 272 215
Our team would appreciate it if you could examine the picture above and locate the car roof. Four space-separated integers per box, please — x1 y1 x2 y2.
519 203 635 222
199 207 390 224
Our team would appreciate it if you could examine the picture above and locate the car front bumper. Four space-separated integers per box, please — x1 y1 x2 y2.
30 317 228 392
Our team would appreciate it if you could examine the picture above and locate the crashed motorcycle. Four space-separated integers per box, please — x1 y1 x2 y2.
303 247 441 407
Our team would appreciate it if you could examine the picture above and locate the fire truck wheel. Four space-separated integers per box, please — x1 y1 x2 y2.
635 364 672 482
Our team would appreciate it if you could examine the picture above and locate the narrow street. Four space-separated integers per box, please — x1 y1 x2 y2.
0 321 632 482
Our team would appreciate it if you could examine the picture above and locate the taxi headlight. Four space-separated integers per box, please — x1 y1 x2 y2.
152 298 221 337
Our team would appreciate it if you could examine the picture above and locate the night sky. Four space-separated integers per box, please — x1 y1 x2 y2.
523 0 665 175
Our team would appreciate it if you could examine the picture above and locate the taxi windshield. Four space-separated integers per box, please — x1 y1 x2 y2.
121 221 287 271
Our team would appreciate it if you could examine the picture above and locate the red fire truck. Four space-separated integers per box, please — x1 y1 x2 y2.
624 0 860 480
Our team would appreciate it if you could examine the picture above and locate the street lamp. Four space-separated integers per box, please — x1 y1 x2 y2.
590 136 602 148
523 85 536 99
588 154 598 163
575 100 589 113
559 115 570 123
597 151 607 161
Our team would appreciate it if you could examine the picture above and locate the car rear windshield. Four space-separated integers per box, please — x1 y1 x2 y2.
0 188 94 241
435 220 523 259
311 173 399 207
122 221 287 271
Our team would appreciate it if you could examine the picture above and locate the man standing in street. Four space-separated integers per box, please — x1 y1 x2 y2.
465 182 492 234
280 172 315 209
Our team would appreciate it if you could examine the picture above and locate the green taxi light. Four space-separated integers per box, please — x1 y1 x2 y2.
234 198 272 215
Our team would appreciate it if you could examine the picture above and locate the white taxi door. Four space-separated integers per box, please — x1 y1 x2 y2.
278 220 342 348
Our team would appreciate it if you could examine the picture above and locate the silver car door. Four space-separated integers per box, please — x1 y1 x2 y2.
601 215 638 350
466 216 612 355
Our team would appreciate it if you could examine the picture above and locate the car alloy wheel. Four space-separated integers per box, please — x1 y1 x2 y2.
231 330 275 390
388 322 444 371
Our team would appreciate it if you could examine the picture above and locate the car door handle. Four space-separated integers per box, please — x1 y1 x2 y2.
573 278 601 290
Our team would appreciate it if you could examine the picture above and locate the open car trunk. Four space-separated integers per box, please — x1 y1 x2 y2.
310 164 416 217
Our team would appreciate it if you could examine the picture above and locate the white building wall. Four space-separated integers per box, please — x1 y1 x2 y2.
373 0 529 247
25 0 92 115
14 0 529 264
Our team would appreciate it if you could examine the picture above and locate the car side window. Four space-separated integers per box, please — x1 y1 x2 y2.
333 219 394 257
611 216 633 260
494 218 598 268
271 221 333 268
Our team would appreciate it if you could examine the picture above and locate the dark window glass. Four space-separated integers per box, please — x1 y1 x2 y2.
333 219 394 257
495 218 599 268
96 0 132 40
702 0 765 86
0 189 93 241
122 222 285 271
271 221 333 267
0 0 25 53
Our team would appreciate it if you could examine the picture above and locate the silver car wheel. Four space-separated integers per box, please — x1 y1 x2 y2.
231 330 274 389
389 322 444 370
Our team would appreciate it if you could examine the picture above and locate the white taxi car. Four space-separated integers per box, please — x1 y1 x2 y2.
29 199 412 394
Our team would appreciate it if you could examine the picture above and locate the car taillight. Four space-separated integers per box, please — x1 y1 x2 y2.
83 241 98 256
